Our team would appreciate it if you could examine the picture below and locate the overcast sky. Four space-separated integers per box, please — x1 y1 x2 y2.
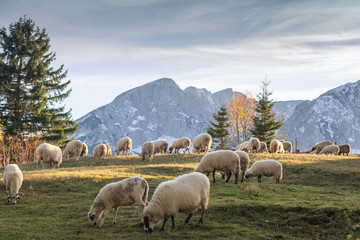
1 0 360 119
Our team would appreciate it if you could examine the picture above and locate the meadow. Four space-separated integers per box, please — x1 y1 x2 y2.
0 153 359 240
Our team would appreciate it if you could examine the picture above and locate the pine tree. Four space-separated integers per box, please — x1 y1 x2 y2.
251 79 283 145
207 105 230 150
0 16 78 145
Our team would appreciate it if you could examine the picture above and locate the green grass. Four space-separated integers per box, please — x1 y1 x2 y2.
0 153 360 240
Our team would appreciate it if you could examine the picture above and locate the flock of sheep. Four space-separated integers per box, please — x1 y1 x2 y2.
2 133 351 233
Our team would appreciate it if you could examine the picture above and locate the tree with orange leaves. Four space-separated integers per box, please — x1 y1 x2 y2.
227 92 257 145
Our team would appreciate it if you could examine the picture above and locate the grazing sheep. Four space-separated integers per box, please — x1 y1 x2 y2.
245 160 283 183
235 141 249 152
311 140 333 154
270 139 284 154
88 176 149 228
152 139 168 155
259 142 268 153
116 137 132 155
338 144 351 156
3 164 23 204
63 140 83 161
234 151 250 183
106 144 112 156
319 145 340 155
246 138 261 153
143 172 210 233
36 143 62 169
93 144 107 157
141 142 155 161
282 141 292 153
194 150 240 184
169 137 191 154
81 143 88 157
192 133 212 154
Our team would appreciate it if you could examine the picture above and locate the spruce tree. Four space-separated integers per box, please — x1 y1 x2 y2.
0 16 78 145
207 105 230 150
251 79 283 145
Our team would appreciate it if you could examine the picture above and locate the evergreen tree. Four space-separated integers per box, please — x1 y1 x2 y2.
0 16 78 145
207 105 230 150
251 79 283 145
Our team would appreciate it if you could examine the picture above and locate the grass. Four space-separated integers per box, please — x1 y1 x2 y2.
0 153 360 240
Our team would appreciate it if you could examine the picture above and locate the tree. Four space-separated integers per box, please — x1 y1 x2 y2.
207 105 230 150
227 92 257 145
0 16 77 145
251 79 283 145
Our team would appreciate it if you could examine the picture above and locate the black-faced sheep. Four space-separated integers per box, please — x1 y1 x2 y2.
151 139 168 155
310 140 333 154
319 145 340 155
3 164 23 204
63 140 83 161
143 172 210 233
106 144 112 156
35 143 62 169
88 176 149 228
141 142 155 161
338 144 351 156
93 144 107 157
245 160 283 183
194 150 240 184
81 143 88 157
192 133 212 154
282 141 292 153
169 137 191 154
259 141 268 153
270 139 284 154
116 137 132 155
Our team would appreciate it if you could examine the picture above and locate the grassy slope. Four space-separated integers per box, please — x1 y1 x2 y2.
0 153 359 240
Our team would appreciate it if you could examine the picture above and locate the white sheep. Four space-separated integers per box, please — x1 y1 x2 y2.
194 150 240 184
319 145 340 155
282 141 292 153
235 151 250 183
141 142 155 161
81 143 88 157
106 144 112 156
88 176 149 228
259 141 268 153
93 144 107 157
3 164 23 204
35 143 63 169
245 160 283 183
192 133 212 154
235 141 249 152
270 139 284 154
246 138 261 153
151 139 168 155
116 137 132 155
310 140 333 154
143 172 210 233
169 137 191 154
63 140 83 161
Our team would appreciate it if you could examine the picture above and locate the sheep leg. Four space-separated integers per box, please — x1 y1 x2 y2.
199 209 206 224
221 173 225 179
225 171 232 183
160 217 169 232
207 172 210 177
98 209 110 228
241 172 245 183
258 175 262 183
212 170 216 183
276 178 280 184
171 215 175 229
234 173 239 184
184 213 193 224
112 206 119 225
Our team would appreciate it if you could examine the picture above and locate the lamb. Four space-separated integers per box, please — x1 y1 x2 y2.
192 133 212 154
338 144 351 156
235 141 249 152
3 164 23 204
81 143 88 157
141 142 155 161
93 144 107 157
310 140 333 154
246 138 261 153
319 145 340 155
282 141 292 153
151 139 168 155
245 160 283 183
106 144 112 156
63 140 83 161
169 137 191 154
143 172 210 233
270 139 284 154
259 141 268 153
35 143 63 169
88 176 149 228
194 150 240 184
116 137 132 155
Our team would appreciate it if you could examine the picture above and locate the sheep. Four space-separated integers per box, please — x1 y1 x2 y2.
245 160 283 183
88 176 149 228
194 150 240 184
282 141 292 153
81 143 88 157
319 145 340 155
151 139 168 155
338 144 351 156
106 144 112 156
270 139 284 154
63 140 83 161
246 138 261 153
169 137 191 154
141 142 155 161
35 143 63 169
310 140 333 154
192 133 212 154
116 137 132 155
143 172 210 233
235 141 249 152
259 141 268 153
3 164 23 204
93 144 107 157
235 151 250 183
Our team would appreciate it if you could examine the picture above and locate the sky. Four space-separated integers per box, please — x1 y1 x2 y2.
1 0 360 119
